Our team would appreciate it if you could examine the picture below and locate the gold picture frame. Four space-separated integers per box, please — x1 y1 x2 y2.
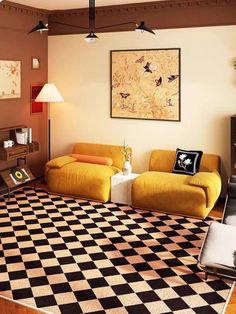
110 48 181 121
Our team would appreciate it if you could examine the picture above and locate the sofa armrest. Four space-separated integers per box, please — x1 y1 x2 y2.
44 156 77 183
46 156 77 169
188 171 221 208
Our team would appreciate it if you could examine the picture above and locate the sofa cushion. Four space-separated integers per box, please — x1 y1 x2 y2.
172 148 203 175
71 154 113 166
47 162 120 202
72 143 127 170
149 150 220 173
132 171 208 218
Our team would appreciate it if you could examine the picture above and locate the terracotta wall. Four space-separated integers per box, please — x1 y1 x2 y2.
0 2 48 177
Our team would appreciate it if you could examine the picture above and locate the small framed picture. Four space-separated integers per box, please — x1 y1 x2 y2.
32 57 40 70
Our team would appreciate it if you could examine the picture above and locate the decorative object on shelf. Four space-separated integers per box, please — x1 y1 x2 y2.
32 57 40 70
111 48 181 121
3 140 15 148
0 125 39 163
28 128 32 143
121 141 132 176
35 83 64 160
0 60 21 99
29 0 155 43
3 141 8 148
3 140 14 148
7 140 14 147
16 128 28 145
31 85 43 114
0 165 35 192
10 167 30 185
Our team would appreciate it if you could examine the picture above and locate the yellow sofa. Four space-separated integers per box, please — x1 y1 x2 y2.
46 143 126 202
132 150 221 218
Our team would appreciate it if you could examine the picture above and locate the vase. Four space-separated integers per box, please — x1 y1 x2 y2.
123 160 132 176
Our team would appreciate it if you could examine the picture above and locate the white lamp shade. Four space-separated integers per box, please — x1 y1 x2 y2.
35 83 64 102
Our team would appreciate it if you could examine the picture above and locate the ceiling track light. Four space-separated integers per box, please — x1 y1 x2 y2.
29 0 155 41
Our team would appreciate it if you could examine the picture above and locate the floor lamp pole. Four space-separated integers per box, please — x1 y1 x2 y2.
48 102 51 161
34 84 64 162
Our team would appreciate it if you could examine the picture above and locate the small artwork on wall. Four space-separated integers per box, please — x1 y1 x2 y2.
0 60 21 99
31 85 43 114
32 57 40 70
110 48 181 121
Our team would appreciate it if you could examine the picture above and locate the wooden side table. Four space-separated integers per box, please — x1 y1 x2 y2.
111 172 139 205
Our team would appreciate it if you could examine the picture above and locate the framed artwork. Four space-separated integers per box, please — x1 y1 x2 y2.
110 48 181 121
0 60 21 99
31 85 43 114
32 57 40 70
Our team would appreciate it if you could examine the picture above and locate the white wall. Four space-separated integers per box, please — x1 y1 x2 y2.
48 26 236 190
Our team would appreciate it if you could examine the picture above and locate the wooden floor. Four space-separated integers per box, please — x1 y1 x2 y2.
0 195 235 314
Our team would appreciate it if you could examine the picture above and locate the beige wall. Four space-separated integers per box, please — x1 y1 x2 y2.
48 26 236 189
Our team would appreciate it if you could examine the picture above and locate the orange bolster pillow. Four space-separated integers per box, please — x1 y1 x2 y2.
70 154 113 166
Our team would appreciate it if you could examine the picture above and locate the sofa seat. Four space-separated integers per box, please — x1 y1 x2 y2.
48 161 119 202
132 150 221 219
46 143 126 202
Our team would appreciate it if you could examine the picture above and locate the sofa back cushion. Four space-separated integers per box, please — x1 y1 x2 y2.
72 142 127 170
149 150 220 173
71 154 113 166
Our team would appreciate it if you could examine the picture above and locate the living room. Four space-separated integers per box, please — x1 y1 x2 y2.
0 0 236 313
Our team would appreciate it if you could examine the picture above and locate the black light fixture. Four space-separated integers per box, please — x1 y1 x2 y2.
29 0 155 41
85 31 99 43
84 0 99 43
135 21 156 35
28 20 48 34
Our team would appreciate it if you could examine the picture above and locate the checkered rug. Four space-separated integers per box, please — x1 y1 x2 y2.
0 187 233 314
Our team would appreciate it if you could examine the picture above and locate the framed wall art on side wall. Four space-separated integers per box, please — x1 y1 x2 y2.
0 60 21 99
110 48 181 121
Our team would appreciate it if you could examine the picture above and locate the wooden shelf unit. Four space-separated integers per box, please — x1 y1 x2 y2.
0 125 39 197
0 125 39 161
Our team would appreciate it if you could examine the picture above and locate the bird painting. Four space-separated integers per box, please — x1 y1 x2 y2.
143 62 152 73
168 75 179 82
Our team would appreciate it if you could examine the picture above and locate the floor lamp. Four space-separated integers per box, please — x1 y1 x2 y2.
35 83 64 160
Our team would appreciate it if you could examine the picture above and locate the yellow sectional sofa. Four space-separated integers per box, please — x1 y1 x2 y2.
132 150 221 218
46 143 125 202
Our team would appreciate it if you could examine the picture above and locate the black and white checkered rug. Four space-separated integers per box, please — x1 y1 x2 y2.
0 187 233 314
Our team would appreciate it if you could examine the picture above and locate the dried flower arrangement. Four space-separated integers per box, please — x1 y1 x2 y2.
121 142 132 162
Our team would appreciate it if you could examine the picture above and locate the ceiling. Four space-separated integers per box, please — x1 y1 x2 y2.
6 0 165 10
